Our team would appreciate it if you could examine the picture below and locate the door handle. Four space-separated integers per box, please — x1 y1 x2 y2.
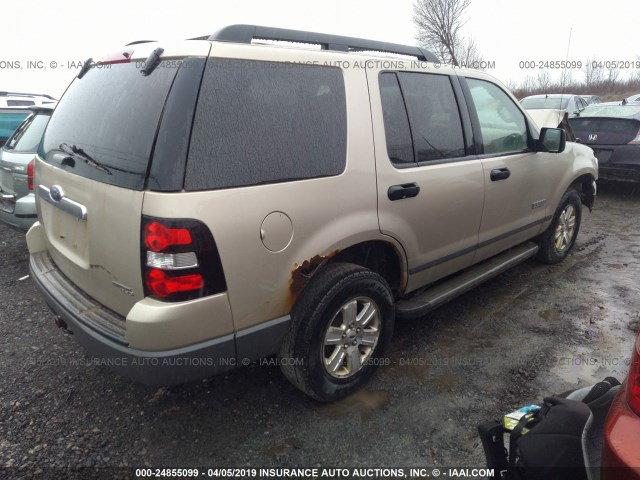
490 168 511 181
388 183 420 201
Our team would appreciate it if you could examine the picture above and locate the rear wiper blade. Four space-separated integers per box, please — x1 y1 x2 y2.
59 143 112 175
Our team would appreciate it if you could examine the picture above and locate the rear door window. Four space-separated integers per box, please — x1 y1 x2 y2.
379 73 414 165
185 59 347 190
41 61 179 190
380 72 466 164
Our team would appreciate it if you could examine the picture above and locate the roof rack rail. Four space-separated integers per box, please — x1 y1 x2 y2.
0 91 56 100
209 24 440 62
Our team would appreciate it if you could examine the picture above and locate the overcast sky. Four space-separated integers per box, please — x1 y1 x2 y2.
2 0 638 98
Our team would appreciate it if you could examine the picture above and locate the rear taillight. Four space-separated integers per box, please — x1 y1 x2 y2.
627 333 640 416
146 269 204 298
141 217 226 301
144 221 192 252
27 158 34 190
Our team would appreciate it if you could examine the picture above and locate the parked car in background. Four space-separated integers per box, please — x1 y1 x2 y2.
0 105 54 230
580 94 602 105
0 108 31 147
625 93 640 103
0 91 57 108
569 104 640 183
601 328 640 479
521 93 588 117
526 109 576 141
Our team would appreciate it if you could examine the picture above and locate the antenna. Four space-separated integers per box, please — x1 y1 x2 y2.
560 28 572 108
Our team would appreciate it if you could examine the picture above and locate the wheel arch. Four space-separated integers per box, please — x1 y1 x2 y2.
290 239 408 306
569 172 597 211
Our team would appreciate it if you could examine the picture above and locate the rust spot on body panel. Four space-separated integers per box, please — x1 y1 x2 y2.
289 250 339 305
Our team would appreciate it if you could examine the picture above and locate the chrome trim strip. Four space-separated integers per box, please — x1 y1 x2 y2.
37 184 88 220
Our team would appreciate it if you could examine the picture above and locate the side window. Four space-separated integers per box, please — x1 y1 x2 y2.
467 78 529 155
397 72 466 162
579 98 587 111
379 73 414 164
185 60 347 190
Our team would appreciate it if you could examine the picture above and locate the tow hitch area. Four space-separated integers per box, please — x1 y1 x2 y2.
54 314 72 334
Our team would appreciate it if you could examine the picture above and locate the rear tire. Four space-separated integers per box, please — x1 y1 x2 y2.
536 190 582 264
279 263 395 402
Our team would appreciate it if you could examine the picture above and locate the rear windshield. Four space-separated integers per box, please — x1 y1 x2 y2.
41 61 178 190
0 111 30 141
580 105 640 118
4 112 51 153
521 97 569 110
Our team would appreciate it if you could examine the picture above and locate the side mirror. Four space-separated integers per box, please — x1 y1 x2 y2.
538 127 566 153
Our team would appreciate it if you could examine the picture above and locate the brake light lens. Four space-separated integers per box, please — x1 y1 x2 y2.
144 221 192 252
141 217 227 302
27 158 34 190
627 334 640 416
146 268 204 298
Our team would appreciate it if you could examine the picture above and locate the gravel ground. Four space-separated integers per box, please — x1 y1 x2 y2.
1 185 639 480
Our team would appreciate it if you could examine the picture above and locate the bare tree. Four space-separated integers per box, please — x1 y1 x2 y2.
413 0 480 66
559 69 574 91
456 37 485 68
606 68 621 90
535 71 551 92
583 58 604 88
630 55 640 84
520 75 536 93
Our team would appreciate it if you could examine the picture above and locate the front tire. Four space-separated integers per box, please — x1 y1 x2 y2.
536 189 582 264
279 263 395 402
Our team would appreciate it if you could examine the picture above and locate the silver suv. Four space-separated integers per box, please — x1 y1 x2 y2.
28 25 598 401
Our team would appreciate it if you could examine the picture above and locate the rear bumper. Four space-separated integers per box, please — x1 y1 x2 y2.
601 381 640 478
598 166 640 183
29 248 290 386
0 192 36 231
30 251 237 385
590 144 640 183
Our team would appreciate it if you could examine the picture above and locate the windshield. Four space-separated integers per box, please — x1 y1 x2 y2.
5 112 51 153
41 60 179 190
521 97 569 110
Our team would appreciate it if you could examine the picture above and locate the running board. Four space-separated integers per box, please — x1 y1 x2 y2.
396 242 539 320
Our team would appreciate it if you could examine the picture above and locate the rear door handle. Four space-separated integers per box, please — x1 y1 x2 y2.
490 168 511 181
388 183 420 201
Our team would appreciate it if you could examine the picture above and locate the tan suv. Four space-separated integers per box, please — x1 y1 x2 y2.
27 25 598 401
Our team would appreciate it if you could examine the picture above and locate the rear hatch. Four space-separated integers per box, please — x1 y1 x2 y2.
570 117 640 145
36 42 210 317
